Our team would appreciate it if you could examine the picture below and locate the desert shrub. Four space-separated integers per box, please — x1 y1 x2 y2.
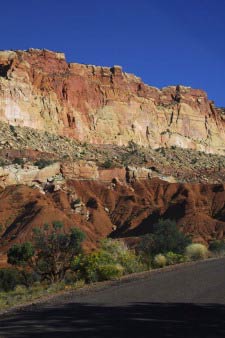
9 124 16 134
137 234 156 256
165 251 187 265
7 242 35 266
153 219 191 254
0 159 6 167
34 159 54 169
97 264 124 280
73 239 145 283
185 243 208 260
100 239 128 257
8 222 85 284
73 250 115 283
128 140 138 154
0 268 21 292
63 271 79 285
102 159 113 169
153 254 167 268
100 239 145 274
118 250 146 274
138 219 191 256
7 242 38 287
12 158 25 166
86 197 98 209
208 240 225 255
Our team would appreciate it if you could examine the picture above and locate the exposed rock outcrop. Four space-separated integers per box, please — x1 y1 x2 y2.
0 162 61 188
0 49 224 154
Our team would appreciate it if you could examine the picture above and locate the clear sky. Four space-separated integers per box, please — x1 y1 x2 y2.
1 0 225 106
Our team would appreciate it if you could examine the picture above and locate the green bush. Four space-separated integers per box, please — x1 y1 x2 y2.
118 250 145 274
165 251 187 265
9 124 16 134
0 269 20 292
138 219 191 256
8 222 85 284
97 264 124 280
153 254 167 268
185 243 208 260
34 159 54 169
208 240 225 255
8 242 35 266
73 250 115 283
73 239 146 283
153 219 191 254
137 234 156 256
63 271 79 285
102 159 113 169
100 239 128 257
0 159 6 167
12 158 25 166
100 239 146 274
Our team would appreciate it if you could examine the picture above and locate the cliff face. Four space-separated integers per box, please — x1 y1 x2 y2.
0 49 224 154
0 49 225 256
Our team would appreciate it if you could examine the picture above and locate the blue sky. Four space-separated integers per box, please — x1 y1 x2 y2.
1 0 225 106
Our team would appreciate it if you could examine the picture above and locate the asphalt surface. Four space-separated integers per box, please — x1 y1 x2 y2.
0 257 225 337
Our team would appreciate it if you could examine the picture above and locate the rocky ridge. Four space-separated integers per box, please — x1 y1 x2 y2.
0 49 224 154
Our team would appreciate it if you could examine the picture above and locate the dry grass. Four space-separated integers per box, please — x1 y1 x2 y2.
0 280 85 311
185 243 209 260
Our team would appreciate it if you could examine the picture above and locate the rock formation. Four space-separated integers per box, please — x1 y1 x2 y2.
0 49 224 154
0 48 224 258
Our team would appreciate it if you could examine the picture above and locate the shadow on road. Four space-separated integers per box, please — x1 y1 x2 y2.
0 302 225 337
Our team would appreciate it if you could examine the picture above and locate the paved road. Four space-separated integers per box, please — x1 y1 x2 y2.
0 258 225 337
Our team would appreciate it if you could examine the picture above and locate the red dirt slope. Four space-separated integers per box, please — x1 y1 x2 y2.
0 179 225 253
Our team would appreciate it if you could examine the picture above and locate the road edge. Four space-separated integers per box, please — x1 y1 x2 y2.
0 256 224 317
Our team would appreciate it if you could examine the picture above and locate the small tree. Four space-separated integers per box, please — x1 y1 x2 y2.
7 222 85 284
138 219 191 256
152 219 191 254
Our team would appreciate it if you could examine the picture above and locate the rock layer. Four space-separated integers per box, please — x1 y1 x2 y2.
0 49 224 153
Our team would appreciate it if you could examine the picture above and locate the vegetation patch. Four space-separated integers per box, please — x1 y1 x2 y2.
73 239 145 283
185 243 209 260
1 218 225 311
33 159 55 169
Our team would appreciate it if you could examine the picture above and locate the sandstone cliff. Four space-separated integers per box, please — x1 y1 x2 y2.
0 49 224 154
0 48 225 258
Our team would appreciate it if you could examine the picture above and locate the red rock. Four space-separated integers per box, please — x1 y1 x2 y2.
0 49 224 153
